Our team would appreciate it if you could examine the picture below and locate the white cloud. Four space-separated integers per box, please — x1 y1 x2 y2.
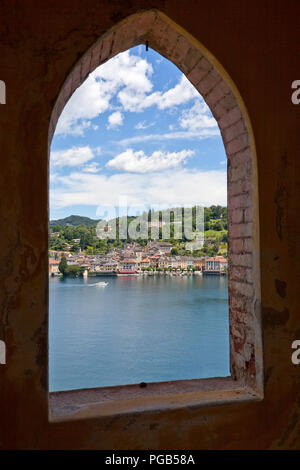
50 172 59 183
82 162 100 173
179 100 218 132
55 50 153 136
118 128 220 146
53 50 201 137
56 120 92 137
106 149 194 173
220 160 227 165
93 146 102 157
107 111 124 129
157 75 198 109
55 77 111 136
51 146 95 167
134 121 155 130
118 75 198 112
51 169 227 210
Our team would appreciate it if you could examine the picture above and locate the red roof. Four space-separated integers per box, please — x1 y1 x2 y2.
206 256 227 262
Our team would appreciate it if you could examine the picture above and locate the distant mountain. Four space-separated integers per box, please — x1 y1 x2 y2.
50 215 100 227
50 206 227 229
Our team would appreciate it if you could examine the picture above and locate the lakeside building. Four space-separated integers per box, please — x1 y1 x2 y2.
49 245 227 276
193 258 205 271
204 256 228 274
120 259 138 271
140 258 150 268
97 260 119 272
49 259 60 275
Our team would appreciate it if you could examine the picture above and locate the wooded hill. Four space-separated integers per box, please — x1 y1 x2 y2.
50 215 100 227
49 206 228 258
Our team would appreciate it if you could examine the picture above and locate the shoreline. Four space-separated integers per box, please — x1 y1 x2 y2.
50 270 227 278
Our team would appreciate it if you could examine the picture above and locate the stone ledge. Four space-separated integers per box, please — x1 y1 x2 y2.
49 376 262 423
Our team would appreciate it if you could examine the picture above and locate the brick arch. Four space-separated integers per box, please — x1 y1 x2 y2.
49 10 262 396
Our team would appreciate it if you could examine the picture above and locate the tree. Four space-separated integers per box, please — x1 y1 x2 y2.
211 220 223 231
66 265 84 277
80 229 93 250
59 256 68 275
70 243 80 253
221 232 228 242
63 226 76 241
171 247 178 255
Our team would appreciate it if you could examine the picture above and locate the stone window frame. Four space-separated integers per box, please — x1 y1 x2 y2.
49 9 263 422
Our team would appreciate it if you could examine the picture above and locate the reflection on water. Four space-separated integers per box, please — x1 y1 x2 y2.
49 275 230 392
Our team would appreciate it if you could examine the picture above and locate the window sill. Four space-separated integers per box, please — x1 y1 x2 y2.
49 376 262 423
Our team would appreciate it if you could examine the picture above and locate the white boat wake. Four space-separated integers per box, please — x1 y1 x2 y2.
90 281 108 287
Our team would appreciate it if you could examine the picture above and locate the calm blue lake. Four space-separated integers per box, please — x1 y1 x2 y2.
49 274 230 392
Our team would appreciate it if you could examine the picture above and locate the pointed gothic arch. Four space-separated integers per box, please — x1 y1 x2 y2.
49 9 263 415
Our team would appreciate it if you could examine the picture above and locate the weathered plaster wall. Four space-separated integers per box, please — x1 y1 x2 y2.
0 0 299 449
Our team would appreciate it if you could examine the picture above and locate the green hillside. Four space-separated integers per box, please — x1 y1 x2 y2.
50 215 100 228
49 206 228 257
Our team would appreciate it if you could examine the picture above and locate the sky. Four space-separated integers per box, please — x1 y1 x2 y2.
50 46 227 221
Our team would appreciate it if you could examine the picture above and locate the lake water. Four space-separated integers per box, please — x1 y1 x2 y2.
49 274 230 392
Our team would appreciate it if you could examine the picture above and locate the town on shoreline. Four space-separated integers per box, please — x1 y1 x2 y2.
49 240 228 277
49 207 228 277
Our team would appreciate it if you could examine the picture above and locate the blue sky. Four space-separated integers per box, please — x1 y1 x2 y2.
50 46 227 220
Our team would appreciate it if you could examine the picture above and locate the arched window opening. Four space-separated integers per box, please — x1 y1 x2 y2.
49 10 263 420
